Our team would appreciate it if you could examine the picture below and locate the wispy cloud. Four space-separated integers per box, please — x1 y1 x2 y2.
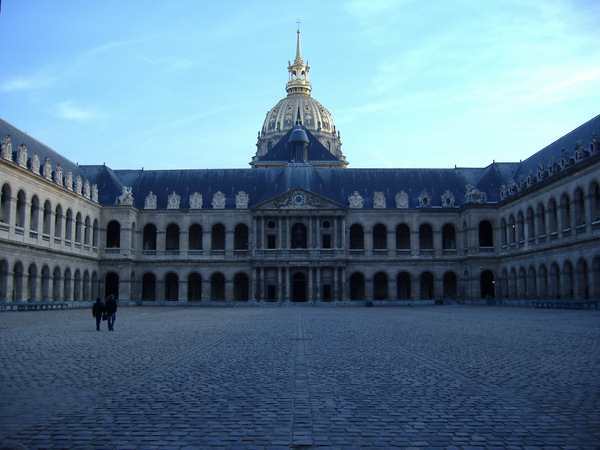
0 74 53 92
56 101 98 122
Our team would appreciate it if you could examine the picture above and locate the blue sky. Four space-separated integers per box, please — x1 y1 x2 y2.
1 0 599 170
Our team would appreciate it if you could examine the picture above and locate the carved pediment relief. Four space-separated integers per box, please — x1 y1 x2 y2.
257 189 340 210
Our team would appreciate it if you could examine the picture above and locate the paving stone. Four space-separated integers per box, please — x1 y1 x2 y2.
0 305 599 448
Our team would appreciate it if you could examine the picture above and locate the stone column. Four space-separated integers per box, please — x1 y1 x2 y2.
316 268 321 301
389 273 397 301
225 278 233 302
387 228 395 257
179 277 188 302
364 228 373 256
157 230 167 255
201 277 211 301
201 228 210 256
225 229 234 258
277 267 283 300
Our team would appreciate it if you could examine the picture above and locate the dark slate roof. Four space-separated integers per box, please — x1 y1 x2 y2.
78 163 513 209
512 113 600 180
255 126 342 163
0 118 85 180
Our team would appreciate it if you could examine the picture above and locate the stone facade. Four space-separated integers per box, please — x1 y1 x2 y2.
0 130 599 304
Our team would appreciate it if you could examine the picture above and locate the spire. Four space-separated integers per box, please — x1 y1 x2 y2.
294 21 303 64
286 22 312 96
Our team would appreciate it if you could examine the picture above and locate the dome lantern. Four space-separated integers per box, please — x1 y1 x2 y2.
286 28 312 96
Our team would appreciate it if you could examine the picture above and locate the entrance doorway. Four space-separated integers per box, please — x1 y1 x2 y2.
480 270 495 298
292 272 307 302
104 272 119 299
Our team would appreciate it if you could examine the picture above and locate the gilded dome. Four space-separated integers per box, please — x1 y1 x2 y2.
255 28 343 162
262 95 335 136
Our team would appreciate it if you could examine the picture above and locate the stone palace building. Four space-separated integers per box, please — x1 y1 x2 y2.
1 30 599 305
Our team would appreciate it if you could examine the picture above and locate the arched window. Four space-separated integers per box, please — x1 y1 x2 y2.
211 272 225 300
104 272 119 299
441 224 456 250
480 270 495 299
395 224 410 250
73 269 81 301
43 200 52 235
143 224 157 250
65 209 73 241
373 224 387 250
166 223 180 250
188 224 203 250
349 272 365 300
83 271 91 301
234 273 249 301
443 271 457 299
509 268 518 298
0 183 11 224
84 216 91 246
63 268 72 301
54 204 63 238
397 272 411 300
165 272 179 300
92 219 99 247
0 259 8 301
349 224 364 249
373 272 388 300
28 263 38 301
527 265 537 299
106 220 121 248
29 195 40 232
75 212 82 243
15 190 26 228
420 272 434 299
478 220 493 247
291 223 307 249
549 263 560 299
142 273 156 300
12 262 24 301
538 264 548 298
188 273 202 301
41 265 51 300
52 267 61 301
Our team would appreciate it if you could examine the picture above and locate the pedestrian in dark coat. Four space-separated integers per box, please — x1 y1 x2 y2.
104 295 118 331
92 298 104 331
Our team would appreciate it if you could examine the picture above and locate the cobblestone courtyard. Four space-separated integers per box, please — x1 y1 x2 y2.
0 304 599 449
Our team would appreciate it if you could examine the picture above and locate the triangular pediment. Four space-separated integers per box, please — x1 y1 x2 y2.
253 188 344 210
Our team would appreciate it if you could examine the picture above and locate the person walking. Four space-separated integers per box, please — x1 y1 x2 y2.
104 295 118 331
92 297 105 331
